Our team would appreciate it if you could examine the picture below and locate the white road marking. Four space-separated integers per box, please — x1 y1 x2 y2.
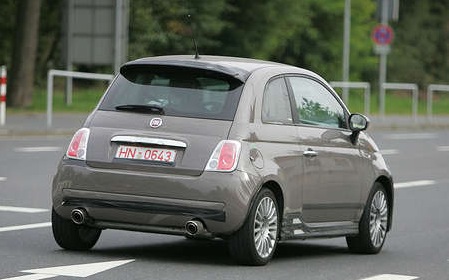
437 146 449 152
21 260 135 278
0 274 55 280
0 260 135 280
0 222 51 233
395 180 436 189
0 206 48 213
360 274 418 280
0 177 6 182
14 147 62 153
385 133 437 140
381 149 399 155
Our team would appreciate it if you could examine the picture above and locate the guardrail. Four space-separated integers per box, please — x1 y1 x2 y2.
427 84 449 121
381 83 419 121
329 81 370 115
47 70 114 128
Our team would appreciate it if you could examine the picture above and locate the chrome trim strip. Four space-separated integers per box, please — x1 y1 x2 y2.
307 221 356 228
111 136 187 148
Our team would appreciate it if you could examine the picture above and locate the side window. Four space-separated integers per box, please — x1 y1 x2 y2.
288 76 346 129
262 78 293 124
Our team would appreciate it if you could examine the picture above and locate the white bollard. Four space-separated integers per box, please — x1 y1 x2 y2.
0 66 6 126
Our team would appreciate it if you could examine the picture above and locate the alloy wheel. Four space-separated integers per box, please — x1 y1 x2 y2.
369 190 388 248
253 197 278 258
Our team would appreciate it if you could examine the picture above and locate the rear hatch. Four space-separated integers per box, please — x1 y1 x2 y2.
85 64 244 176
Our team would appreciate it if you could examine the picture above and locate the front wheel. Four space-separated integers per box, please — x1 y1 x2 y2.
52 208 101 250
347 183 389 254
228 188 280 265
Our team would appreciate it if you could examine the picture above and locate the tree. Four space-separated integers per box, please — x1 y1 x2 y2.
8 0 41 108
389 0 449 87
128 0 228 59
0 1 16 67
35 1 63 86
217 0 308 59
272 0 377 82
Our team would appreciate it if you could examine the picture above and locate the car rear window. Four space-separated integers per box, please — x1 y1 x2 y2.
98 65 244 121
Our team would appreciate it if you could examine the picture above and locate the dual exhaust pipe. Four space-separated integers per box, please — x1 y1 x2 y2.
71 208 210 237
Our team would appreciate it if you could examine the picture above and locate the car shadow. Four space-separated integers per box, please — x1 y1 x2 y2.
274 241 350 261
52 236 351 266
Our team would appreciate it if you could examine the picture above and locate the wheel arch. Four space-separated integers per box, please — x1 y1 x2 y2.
375 175 394 231
260 180 285 222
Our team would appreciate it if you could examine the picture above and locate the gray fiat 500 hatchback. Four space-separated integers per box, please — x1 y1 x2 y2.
52 55 393 265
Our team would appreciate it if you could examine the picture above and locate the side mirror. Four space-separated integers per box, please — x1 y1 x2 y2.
349 113 369 132
348 114 369 144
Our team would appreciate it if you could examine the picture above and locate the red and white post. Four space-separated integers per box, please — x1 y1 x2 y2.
0 66 6 126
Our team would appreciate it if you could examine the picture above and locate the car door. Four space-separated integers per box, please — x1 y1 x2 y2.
258 76 304 216
286 76 364 224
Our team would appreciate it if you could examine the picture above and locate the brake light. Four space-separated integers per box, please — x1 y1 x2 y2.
205 140 241 172
66 128 90 160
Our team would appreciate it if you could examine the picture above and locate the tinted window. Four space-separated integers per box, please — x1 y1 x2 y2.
288 77 346 129
99 65 244 121
262 78 293 124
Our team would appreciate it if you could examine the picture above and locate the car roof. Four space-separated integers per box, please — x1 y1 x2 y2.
122 55 300 82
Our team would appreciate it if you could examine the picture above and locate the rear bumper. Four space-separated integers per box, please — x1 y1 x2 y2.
52 159 260 236
63 189 226 222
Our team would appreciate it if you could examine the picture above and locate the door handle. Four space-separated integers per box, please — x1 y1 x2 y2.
303 149 318 158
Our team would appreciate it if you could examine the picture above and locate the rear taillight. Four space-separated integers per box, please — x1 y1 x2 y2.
66 128 90 160
205 140 241 172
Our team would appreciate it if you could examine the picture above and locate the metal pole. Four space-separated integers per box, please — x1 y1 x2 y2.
0 66 6 126
427 86 433 121
342 0 351 104
364 84 371 116
379 54 386 117
65 0 74 106
379 0 389 118
412 85 418 122
114 0 123 75
47 70 54 128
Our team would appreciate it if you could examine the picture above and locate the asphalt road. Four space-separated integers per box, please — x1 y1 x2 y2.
0 130 448 280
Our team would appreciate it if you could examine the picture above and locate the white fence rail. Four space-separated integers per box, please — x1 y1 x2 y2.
46 73 446 127
329 81 370 115
381 83 419 121
427 84 449 120
47 70 114 128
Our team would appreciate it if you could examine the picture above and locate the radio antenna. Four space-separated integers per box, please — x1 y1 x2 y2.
187 14 200 59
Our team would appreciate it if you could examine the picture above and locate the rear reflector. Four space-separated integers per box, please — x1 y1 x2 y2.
205 140 241 172
66 128 90 160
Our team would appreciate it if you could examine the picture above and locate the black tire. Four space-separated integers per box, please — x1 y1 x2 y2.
346 182 389 254
52 208 101 250
228 188 280 266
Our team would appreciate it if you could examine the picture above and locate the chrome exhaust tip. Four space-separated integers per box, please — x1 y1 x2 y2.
185 220 204 236
71 208 87 225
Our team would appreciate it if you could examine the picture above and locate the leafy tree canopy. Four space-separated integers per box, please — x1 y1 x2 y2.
1 0 448 108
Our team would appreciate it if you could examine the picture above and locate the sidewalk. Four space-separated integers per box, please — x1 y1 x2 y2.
1 112 449 136
369 115 449 130
0 113 87 136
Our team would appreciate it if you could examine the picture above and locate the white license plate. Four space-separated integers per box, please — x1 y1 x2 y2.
115 145 177 163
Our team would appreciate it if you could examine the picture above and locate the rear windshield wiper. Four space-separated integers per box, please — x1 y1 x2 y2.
115 104 165 115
